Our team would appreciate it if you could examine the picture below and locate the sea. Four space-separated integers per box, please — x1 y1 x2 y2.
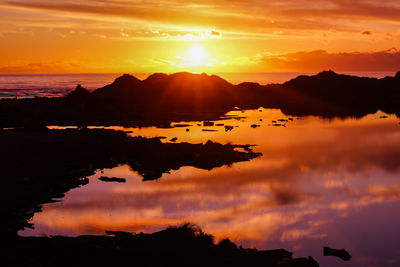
0 72 396 98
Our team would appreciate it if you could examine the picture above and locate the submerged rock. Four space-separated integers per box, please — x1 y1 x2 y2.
323 246 351 261
224 125 234 132
173 124 192 127
98 176 126 183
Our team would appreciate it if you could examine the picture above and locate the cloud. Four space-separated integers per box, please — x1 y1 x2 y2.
209 30 221 37
256 48 400 71
3 0 400 73
0 60 82 73
4 0 400 34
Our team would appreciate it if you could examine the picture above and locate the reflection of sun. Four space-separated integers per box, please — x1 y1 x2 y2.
185 44 206 66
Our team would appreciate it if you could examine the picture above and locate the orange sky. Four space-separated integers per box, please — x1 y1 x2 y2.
1 0 400 73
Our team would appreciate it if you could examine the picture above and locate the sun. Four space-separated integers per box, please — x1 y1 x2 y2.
185 44 206 66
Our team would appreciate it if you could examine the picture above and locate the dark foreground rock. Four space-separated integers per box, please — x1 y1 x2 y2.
0 128 260 235
4 224 319 267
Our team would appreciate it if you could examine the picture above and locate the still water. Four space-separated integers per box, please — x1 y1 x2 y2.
21 108 400 267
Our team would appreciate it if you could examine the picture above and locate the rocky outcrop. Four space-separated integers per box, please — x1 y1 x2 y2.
4 224 320 267
1 71 399 128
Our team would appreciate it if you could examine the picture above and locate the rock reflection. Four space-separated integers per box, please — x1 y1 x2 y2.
1 128 260 235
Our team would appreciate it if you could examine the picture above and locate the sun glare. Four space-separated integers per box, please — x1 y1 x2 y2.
185 44 206 66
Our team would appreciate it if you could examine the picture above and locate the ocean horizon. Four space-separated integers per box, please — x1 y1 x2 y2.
0 71 397 98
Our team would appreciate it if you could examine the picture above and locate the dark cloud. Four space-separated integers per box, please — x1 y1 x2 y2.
259 48 400 71
3 0 400 33
209 30 221 37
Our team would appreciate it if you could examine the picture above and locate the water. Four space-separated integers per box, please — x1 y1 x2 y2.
20 108 400 267
0 72 396 98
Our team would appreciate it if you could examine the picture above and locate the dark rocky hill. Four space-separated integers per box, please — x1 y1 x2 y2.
1 71 399 127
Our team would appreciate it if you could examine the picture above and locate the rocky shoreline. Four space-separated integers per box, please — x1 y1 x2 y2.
6 224 320 267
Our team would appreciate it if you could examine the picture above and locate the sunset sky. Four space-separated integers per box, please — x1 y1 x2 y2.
1 0 400 73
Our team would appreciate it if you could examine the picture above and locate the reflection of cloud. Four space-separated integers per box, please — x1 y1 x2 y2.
361 185 400 205
280 229 313 242
328 185 400 213
385 33 395 40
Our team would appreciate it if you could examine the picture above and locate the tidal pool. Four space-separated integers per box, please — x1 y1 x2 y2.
21 109 400 267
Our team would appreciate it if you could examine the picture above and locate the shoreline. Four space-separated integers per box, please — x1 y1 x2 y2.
7 224 320 267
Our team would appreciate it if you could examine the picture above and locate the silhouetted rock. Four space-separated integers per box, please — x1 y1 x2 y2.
105 230 133 238
67 84 90 99
203 121 214 126
173 124 192 127
280 70 400 117
93 74 142 101
323 246 351 261
1 71 399 128
98 176 126 183
4 224 320 267
282 256 319 267
218 238 238 255
156 122 173 128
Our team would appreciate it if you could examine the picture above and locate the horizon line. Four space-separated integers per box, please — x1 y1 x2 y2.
0 70 399 76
